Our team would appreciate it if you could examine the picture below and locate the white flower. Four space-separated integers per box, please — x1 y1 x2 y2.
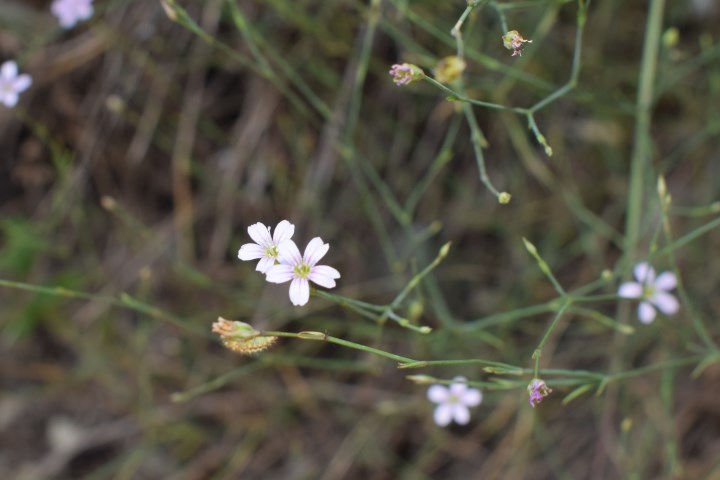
618 262 679 324
51 0 94 29
265 238 340 306
0 61 32 108
427 376 482 427
238 220 295 274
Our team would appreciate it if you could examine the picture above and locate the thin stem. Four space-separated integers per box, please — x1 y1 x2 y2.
624 0 665 270
265 331 417 364
423 76 525 113
532 301 571 375
463 105 502 197
0 278 205 335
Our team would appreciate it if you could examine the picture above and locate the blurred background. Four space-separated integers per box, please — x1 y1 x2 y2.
1 0 720 478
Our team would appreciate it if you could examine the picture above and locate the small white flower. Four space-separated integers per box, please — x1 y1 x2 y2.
51 0 94 29
427 376 482 427
265 237 340 306
238 220 295 274
0 61 32 108
618 262 679 324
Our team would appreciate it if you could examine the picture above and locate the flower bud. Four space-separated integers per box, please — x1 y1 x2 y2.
502 30 532 57
389 63 425 86
212 317 277 355
433 56 466 84
527 378 552 407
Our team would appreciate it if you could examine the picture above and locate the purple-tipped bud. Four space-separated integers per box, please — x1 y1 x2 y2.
527 379 552 407
389 63 425 86
502 30 532 57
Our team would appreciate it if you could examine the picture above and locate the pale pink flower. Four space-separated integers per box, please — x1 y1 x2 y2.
51 0 94 29
238 220 295 274
0 61 32 108
265 238 340 306
527 379 552 408
427 377 482 427
618 262 679 324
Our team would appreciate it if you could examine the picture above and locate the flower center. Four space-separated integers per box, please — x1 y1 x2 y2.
0 81 13 95
447 393 460 405
293 262 311 279
265 245 278 259
642 284 656 299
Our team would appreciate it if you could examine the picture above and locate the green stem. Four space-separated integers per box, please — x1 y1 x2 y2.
265 331 416 364
532 301 571 376
624 0 665 270
0 278 204 335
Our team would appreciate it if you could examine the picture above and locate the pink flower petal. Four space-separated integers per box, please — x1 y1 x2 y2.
255 256 275 273
433 404 453 427
652 291 679 316
655 271 677 291
308 265 339 289
272 220 294 244
461 388 482 407
247 223 272 247
634 262 656 284
238 243 264 261
312 265 340 279
618 282 643 299
0 92 19 108
427 385 449 403
638 301 656 324
289 278 310 306
449 378 468 397
13 74 32 93
451 404 471 425
265 264 294 284
1 61 17 80
304 237 329 266
277 239 302 266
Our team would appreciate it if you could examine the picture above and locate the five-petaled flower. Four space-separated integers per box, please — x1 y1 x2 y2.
427 376 482 427
51 0 94 29
527 379 552 408
238 220 295 274
265 238 341 307
618 262 679 324
0 61 32 108
389 63 425 86
502 30 533 57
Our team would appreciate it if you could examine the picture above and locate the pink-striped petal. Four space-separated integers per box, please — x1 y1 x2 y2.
238 243 264 261
255 256 275 273
273 220 294 244
304 237 329 266
265 264 294 284
289 278 310 306
277 239 302 266
308 265 339 288
247 222 272 247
